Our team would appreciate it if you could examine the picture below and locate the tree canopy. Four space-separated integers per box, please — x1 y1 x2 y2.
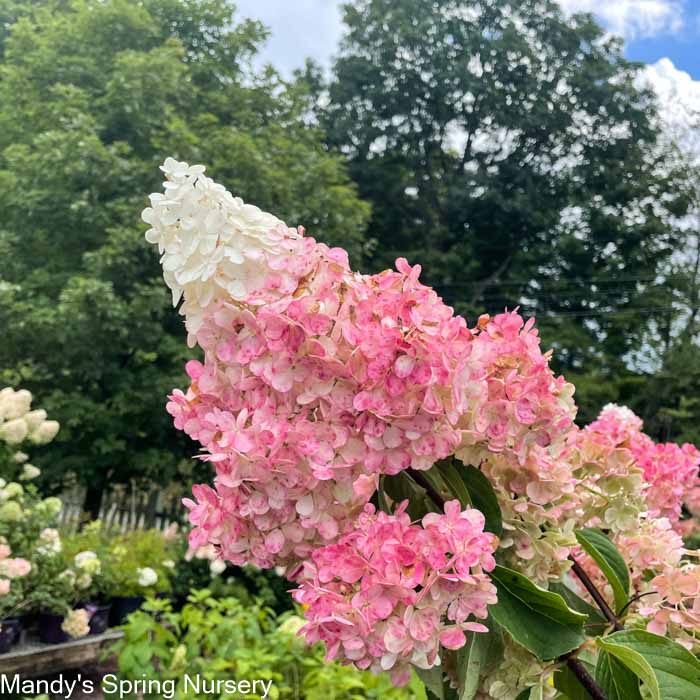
0 0 369 510
323 0 694 414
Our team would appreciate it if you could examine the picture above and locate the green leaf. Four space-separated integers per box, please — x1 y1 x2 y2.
381 472 438 519
597 630 700 700
454 463 503 536
488 566 586 660
457 617 503 700
574 528 630 613
595 650 642 700
549 582 608 635
434 458 472 508
527 684 544 700
417 667 445 700
553 663 594 700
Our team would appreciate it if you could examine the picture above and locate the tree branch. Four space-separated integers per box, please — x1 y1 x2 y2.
406 468 446 510
568 555 623 631
566 656 608 700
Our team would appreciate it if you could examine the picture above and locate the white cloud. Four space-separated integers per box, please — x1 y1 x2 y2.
558 0 685 39
641 58 700 164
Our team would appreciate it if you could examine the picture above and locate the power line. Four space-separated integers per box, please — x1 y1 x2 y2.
433 276 682 290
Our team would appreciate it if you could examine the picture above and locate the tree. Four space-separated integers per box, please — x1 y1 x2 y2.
0 0 370 513
324 0 692 388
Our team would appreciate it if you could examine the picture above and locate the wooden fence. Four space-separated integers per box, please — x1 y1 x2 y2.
58 484 185 534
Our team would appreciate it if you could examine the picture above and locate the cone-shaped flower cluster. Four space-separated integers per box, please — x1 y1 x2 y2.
568 405 700 650
146 159 700 685
146 159 574 575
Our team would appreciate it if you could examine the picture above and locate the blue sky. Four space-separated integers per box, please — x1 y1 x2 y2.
235 0 700 80
626 32 700 78
573 0 700 78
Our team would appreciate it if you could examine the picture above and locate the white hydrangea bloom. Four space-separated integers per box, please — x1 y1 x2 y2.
0 389 59 446
24 409 47 432
209 558 226 576
19 464 40 481
75 550 101 575
0 418 28 445
30 419 60 445
137 566 158 587
0 388 32 421
37 528 62 556
143 157 299 339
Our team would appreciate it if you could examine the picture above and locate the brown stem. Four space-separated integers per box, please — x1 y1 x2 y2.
566 656 608 700
568 555 623 631
406 468 446 510
617 590 656 617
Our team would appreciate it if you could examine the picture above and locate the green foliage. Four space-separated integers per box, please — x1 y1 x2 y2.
487 565 587 660
452 463 503 537
0 482 60 553
23 550 76 615
456 617 503 700
595 651 642 700
553 662 596 700
548 583 607 636
112 591 425 700
574 528 630 614
99 527 177 597
596 630 700 700
166 537 292 614
324 0 695 385
0 0 369 500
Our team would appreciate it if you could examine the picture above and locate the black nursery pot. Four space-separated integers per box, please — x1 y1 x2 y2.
108 596 144 626
0 617 22 653
38 612 69 645
77 602 112 635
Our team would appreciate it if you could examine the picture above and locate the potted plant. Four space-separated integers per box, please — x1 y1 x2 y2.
0 539 33 652
103 529 176 626
29 570 77 644
72 551 110 635
63 524 112 635
0 580 30 653
25 534 92 644
0 588 25 653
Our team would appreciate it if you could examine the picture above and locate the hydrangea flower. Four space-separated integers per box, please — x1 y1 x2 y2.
148 161 575 574
137 567 158 587
589 404 700 528
61 609 90 639
74 551 101 576
146 159 700 683
292 501 497 685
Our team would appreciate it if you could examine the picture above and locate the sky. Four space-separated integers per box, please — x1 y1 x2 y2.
234 0 700 160
235 0 700 79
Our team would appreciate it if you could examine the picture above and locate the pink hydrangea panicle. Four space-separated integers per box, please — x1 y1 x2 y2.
457 310 577 467
149 164 502 568
292 501 498 684
586 404 700 528
147 159 700 676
